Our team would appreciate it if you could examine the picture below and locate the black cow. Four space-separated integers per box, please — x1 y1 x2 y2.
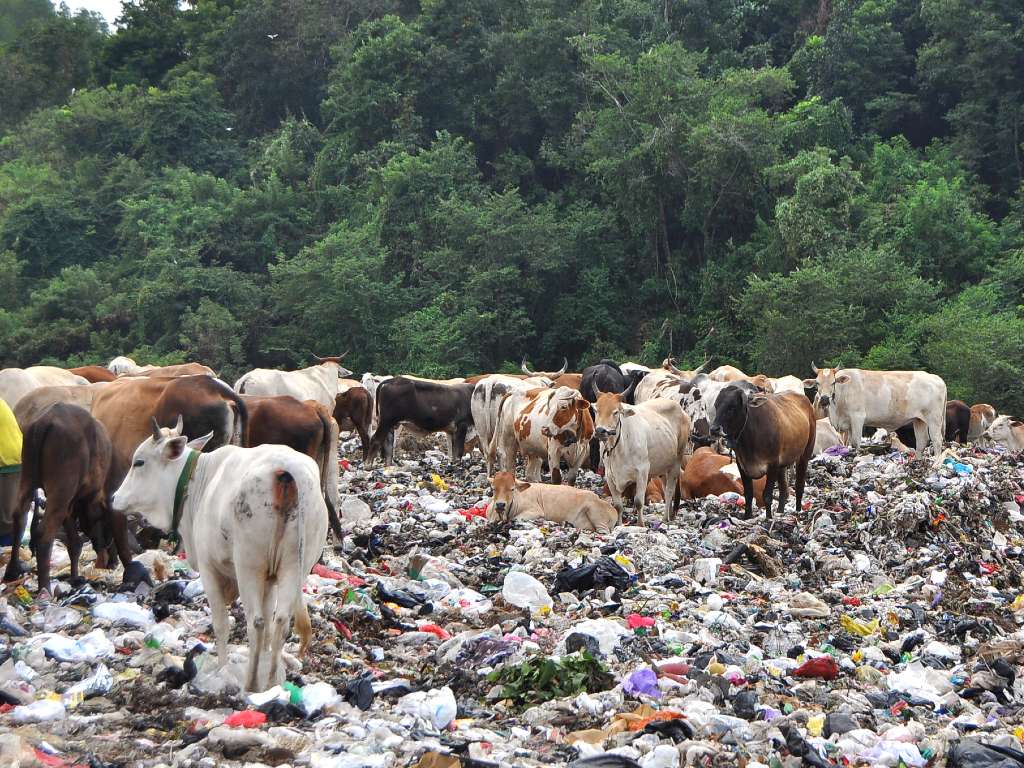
368 377 475 464
580 360 646 404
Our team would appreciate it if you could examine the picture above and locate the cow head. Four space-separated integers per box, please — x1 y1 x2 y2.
594 392 635 441
541 388 592 445
986 415 1022 449
802 365 849 411
111 416 213 532
710 385 750 444
314 353 353 379
488 471 529 523
621 369 647 404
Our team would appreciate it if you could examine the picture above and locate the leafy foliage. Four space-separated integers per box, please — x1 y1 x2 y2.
486 650 615 707
0 0 1022 409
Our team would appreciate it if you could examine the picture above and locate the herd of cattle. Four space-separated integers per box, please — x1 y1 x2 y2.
0 354 1020 690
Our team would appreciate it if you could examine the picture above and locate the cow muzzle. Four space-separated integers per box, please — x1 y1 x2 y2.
494 502 507 513
710 425 725 438
819 395 831 408
595 426 615 440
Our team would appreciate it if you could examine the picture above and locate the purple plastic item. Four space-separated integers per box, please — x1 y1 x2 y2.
623 667 661 698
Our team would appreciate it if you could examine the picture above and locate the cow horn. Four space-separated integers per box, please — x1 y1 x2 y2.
692 359 710 375
811 361 819 373
174 414 184 436
338 350 349 360
521 358 536 376
554 357 568 376
312 354 325 362
151 417 162 441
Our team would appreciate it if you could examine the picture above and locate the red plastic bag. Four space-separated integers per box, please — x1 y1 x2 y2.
418 623 452 640
793 656 840 680
626 613 656 630
225 710 267 728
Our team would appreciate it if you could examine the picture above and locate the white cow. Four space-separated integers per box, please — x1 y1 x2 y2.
620 362 651 376
490 386 594 484
471 374 552 474
112 418 327 692
803 366 947 454
234 357 353 411
986 416 1024 451
0 366 88 410
769 375 805 395
108 356 150 375
593 393 692 526
813 418 843 455
633 368 685 405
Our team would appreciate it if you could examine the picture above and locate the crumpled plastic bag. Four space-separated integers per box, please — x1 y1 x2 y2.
623 668 661 699
43 628 114 662
788 592 830 618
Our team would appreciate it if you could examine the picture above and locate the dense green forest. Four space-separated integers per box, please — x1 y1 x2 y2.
1 0 1022 410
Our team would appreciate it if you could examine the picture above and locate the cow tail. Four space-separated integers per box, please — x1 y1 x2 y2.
20 417 51 501
211 377 249 446
269 469 298 578
235 371 249 394
314 406 344 541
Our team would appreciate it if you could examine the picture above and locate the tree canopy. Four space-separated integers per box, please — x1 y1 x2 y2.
0 0 1022 411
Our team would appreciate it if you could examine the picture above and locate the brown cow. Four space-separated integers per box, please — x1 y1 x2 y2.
681 447 766 507
243 395 342 540
334 386 373 459
710 386 815 519
3 404 134 594
91 375 247 475
969 403 997 441
945 400 971 443
69 365 118 383
138 362 216 377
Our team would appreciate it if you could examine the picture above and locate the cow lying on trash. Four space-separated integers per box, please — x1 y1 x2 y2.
112 417 327 691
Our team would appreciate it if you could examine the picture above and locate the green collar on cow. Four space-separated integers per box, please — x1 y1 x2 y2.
169 449 200 548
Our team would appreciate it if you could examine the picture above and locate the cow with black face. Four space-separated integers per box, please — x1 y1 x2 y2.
710 385 815 520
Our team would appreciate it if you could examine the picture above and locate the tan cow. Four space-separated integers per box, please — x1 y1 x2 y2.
0 366 88 409
986 416 1024 451
234 356 352 411
14 382 108 429
488 472 617 533
969 404 998 442
594 393 692 525
804 366 947 455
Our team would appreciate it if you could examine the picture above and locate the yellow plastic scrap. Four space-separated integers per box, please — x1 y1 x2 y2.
840 614 880 637
431 474 448 492
807 714 825 737
1011 594 1024 613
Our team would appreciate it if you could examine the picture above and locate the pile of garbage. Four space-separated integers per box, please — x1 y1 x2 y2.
2 440 1024 768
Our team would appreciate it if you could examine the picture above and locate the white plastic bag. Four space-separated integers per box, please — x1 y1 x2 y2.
502 571 553 612
397 685 458 729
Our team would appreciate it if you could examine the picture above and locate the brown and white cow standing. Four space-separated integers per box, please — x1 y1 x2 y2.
969 404 997 442
593 393 692 526
490 386 594 484
710 386 815 520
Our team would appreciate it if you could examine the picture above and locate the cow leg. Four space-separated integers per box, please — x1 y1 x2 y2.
109 508 137 576
205 572 234 669
547 444 563 485
34 493 70 596
794 458 809 516
294 595 312 660
776 465 790 515
524 455 543 483
606 478 625 527
634 467 649 527
929 416 945 455
3 482 32 583
763 468 777 521
664 464 681 523
848 416 865 451
64 513 83 584
913 419 929 455
237 570 268 691
741 473 756 520
452 425 468 460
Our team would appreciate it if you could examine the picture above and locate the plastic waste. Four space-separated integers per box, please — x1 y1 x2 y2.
224 709 268 728
43 628 114 662
11 699 67 723
62 663 113 706
91 601 154 628
397 686 458 730
301 681 342 716
623 668 661 698
502 570 553 612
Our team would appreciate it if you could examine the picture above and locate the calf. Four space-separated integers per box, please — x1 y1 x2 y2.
680 446 766 507
490 386 594 484
488 471 617 533
969 404 997 441
244 395 342 541
333 386 373 459
814 418 843 455
112 418 327 691
986 416 1024 451
593 393 692 526
710 386 815 520
4 404 134 594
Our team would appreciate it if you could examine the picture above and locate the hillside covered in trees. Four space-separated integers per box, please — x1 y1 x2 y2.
0 0 1022 410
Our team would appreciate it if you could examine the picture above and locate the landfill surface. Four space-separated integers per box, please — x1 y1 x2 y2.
2 433 1024 768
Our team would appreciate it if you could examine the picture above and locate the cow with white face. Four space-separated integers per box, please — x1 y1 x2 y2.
802 365 947 454
593 393 692 526
986 415 1024 451
234 355 352 411
112 418 327 692
490 386 594 484
679 374 760 440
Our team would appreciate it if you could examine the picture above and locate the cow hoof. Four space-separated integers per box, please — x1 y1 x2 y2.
2 564 24 583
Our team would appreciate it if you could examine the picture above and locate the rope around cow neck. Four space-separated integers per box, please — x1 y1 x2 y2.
169 449 200 552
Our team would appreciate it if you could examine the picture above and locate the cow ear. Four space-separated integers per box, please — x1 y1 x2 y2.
163 436 188 460
515 481 531 492
802 378 816 388
620 406 636 417
187 431 215 452
835 374 851 385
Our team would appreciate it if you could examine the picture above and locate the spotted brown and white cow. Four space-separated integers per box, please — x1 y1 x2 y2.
489 386 594 484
